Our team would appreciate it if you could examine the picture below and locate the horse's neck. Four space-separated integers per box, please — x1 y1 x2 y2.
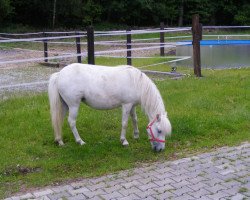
138 74 165 121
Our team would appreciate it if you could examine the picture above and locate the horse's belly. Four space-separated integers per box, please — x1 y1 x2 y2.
83 95 122 110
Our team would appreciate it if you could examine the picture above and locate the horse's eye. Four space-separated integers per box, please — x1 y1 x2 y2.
158 130 162 134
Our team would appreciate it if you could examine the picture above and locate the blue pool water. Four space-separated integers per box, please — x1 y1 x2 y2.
178 40 250 46
176 40 250 68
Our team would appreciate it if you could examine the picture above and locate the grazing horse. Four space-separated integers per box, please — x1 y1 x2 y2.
48 63 171 152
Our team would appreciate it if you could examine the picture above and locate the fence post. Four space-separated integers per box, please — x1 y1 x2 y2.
126 28 132 65
43 32 48 62
192 14 202 77
160 22 165 56
87 26 95 65
75 32 82 63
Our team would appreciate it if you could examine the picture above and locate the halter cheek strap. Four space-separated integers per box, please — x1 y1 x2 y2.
146 116 166 143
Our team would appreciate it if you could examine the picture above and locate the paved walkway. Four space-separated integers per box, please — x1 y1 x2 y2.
6 142 250 200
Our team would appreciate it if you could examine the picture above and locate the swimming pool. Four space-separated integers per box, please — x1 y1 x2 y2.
178 40 250 46
176 40 250 68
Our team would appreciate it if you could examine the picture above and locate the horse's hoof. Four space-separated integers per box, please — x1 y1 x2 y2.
77 140 86 145
134 132 140 139
58 140 64 146
122 140 129 146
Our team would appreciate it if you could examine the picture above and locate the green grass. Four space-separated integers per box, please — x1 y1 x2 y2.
0 68 249 198
90 56 175 69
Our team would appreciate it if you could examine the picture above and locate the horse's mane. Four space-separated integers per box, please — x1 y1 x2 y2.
120 65 166 120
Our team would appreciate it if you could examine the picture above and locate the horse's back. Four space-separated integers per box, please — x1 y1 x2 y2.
57 63 141 109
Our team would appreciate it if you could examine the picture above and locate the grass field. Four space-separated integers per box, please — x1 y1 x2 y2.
0 67 249 198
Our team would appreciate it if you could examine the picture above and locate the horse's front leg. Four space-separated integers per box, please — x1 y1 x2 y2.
120 104 133 146
130 106 139 139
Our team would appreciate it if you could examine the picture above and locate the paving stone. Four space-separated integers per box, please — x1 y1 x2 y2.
88 196 103 200
33 189 54 197
135 189 158 199
207 191 231 200
68 187 90 195
203 177 223 186
172 180 191 189
82 189 106 199
170 174 189 183
119 194 140 200
153 171 174 180
103 184 123 193
87 182 107 192
121 180 140 189
186 182 207 191
36 196 50 200
153 177 175 187
19 193 34 199
70 180 90 189
107 178 126 187
219 168 235 175
137 177 158 185
170 168 189 176
153 191 176 199
7 197 20 200
154 166 172 174
100 191 123 200
48 191 70 200
188 188 211 198
222 180 242 188
172 186 194 196
198 196 213 200
205 184 227 193
173 193 195 200
67 194 87 200
118 187 142 197
138 182 158 191
52 185 74 193
153 184 174 193
123 174 142 182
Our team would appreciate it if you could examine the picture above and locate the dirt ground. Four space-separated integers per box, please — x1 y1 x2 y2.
0 42 176 100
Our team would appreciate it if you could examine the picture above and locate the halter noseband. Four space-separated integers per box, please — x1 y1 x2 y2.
146 116 165 143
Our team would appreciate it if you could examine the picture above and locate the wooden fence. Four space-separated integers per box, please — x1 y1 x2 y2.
43 14 202 77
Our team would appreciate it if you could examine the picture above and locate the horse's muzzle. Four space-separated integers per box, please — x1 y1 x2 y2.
153 144 165 152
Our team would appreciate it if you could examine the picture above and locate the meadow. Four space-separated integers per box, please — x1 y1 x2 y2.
0 66 249 198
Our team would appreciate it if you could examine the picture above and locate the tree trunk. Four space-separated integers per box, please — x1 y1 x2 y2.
52 0 57 29
178 0 184 26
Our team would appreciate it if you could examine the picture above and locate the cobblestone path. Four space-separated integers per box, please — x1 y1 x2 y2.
6 142 250 200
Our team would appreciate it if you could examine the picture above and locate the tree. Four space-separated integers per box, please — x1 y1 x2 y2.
0 0 13 24
52 0 57 29
82 0 102 26
234 3 250 25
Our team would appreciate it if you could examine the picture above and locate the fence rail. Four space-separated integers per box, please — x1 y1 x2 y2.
5 15 250 75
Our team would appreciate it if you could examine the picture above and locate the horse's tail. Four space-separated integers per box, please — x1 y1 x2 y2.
48 72 65 145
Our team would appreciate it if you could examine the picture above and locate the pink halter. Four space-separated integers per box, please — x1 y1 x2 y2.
146 116 166 143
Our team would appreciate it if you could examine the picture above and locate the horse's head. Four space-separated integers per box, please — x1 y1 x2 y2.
146 114 171 152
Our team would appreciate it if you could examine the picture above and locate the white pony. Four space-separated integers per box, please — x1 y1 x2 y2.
48 63 171 152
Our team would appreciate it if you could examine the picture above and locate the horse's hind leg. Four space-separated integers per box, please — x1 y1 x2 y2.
57 100 68 146
130 106 139 139
68 105 85 145
120 104 133 146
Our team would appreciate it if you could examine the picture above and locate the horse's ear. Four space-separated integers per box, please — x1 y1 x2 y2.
156 114 161 122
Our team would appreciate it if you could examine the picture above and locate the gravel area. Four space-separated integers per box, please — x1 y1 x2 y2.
0 43 177 100
0 64 60 100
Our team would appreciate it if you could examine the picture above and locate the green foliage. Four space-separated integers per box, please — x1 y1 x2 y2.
82 0 102 25
234 4 250 25
1 0 250 29
0 0 13 24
